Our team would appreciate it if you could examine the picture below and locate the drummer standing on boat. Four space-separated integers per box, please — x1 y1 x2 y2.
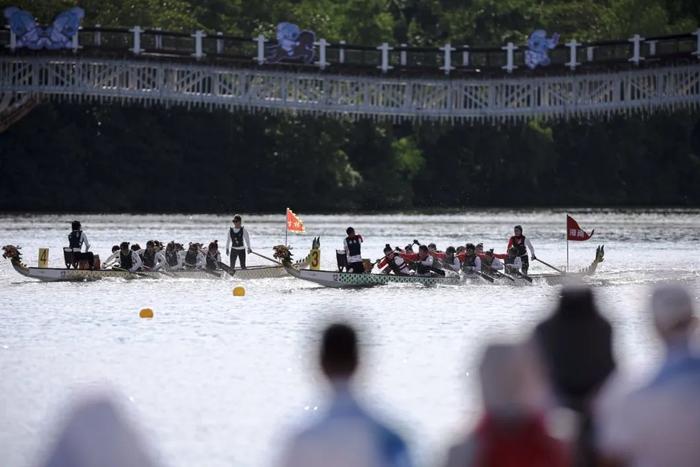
507 225 536 274
226 215 252 269
344 227 364 273
67 220 94 268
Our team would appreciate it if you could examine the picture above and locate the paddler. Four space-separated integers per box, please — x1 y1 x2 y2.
344 227 364 273
226 215 252 270
116 241 142 273
164 241 184 270
205 240 221 271
140 240 165 272
102 245 120 269
67 220 94 269
414 244 444 276
442 246 461 272
507 225 536 274
461 243 482 273
481 249 504 274
379 244 410 275
504 247 523 274
184 243 205 269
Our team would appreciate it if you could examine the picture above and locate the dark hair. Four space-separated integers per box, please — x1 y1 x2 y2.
111 245 119 253
514 225 523 232
383 244 392 254
346 227 355 235
71 220 81 230
428 243 437 250
120 242 130 250
419 244 429 253
446 246 456 254
131 244 141 251
466 243 475 250
321 323 358 379
146 240 155 248
209 240 218 251
233 215 242 222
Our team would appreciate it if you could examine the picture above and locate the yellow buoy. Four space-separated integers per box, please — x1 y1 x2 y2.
139 308 154 319
232 286 245 297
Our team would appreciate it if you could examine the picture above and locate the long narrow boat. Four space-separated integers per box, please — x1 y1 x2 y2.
278 245 604 288
2 241 318 282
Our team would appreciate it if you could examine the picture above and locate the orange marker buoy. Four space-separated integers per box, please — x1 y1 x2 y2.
232 286 245 297
139 308 154 319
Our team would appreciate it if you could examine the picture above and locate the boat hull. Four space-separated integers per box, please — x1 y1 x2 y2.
9 261 305 282
283 264 462 288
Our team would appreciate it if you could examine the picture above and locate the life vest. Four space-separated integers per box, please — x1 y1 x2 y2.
142 249 156 268
230 227 245 248
510 235 527 257
463 254 477 268
345 236 362 259
206 253 218 270
68 231 82 248
185 250 198 267
474 415 569 467
119 251 133 270
387 255 409 275
166 250 179 267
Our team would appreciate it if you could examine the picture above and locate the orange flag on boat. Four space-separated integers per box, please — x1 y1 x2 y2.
567 215 594 241
286 208 305 233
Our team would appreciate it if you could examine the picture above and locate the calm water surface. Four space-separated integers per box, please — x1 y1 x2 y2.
1 210 699 467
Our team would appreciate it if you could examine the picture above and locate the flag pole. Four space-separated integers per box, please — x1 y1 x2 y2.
566 213 569 272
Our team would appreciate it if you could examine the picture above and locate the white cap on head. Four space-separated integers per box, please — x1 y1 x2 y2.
651 284 695 336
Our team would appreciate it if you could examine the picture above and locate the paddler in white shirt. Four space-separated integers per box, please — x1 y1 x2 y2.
164 241 184 270
102 245 120 269
461 243 481 273
380 244 410 275
414 244 445 276
481 249 504 274
116 242 142 273
184 243 205 269
442 246 461 272
139 240 166 272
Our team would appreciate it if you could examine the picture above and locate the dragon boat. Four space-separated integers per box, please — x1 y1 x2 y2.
275 245 604 289
2 239 319 282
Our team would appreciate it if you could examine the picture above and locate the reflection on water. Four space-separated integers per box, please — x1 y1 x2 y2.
0 210 699 467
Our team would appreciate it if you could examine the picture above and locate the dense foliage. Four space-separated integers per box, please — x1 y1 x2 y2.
1 0 699 211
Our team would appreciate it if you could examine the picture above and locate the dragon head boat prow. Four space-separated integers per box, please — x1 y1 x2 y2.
2 245 24 266
273 244 293 264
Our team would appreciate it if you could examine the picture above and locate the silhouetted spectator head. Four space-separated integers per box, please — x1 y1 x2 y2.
479 343 548 421
651 284 696 346
534 285 615 411
111 245 119 253
320 323 358 380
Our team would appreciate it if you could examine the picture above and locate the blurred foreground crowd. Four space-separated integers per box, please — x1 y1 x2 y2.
37 284 698 467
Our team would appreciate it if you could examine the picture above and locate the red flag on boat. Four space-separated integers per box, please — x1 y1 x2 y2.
286 208 305 233
567 215 594 241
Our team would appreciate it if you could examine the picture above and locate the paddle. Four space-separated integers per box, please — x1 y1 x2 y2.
489 269 516 282
251 250 283 266
534 257 565 274
509 269 533 283
113 267 147 278
154 268 175 278
476 271 496 283
217 261 236 276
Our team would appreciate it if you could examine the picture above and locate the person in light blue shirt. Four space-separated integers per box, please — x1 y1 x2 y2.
278 323 413 467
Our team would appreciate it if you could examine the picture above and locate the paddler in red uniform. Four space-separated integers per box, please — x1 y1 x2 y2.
507 225 536 275
378 244 410 275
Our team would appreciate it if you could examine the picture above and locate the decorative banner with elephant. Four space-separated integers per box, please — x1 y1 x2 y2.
3 6 84 50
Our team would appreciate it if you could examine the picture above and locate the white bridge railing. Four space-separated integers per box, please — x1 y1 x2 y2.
1 56 699 122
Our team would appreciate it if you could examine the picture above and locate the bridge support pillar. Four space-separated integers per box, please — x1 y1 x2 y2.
440 43 455 75
400 44 407 66
501 42 517 73
7 28 16 51
339 41 346 63
462 45 470 67
693 29 700 59
377 43 393 73
192 30 206 60
566 40 581 70
315 38 329 70
94 25 101 47
628 34 645 65
255 34 266 65
130 26 144 55
216 32 224 54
